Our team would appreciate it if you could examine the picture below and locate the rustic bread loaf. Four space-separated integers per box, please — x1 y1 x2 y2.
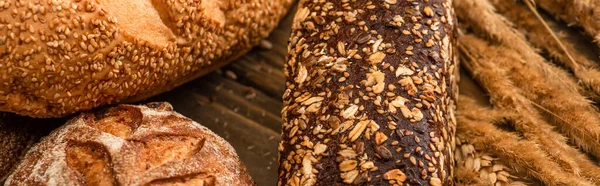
4 102 254 186
0 0 293 118
278 0 457 185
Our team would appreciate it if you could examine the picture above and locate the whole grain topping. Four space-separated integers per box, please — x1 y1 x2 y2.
279 0 457 185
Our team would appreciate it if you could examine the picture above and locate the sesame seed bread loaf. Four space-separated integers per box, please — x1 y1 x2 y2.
0 0 293 118
4 102 254 186
278 0 457 185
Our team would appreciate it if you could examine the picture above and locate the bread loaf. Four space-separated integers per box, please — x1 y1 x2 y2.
4 102 254 186
278 0 458 185
0 0 293 118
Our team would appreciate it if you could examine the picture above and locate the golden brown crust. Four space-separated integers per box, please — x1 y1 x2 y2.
278 0 457 185
0 0 294 118
4 102 254 186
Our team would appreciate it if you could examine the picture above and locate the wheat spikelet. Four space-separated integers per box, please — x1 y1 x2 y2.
453 0 531 57
534 0 600 45
453 0 580 93
461 36 600 183
493 46 600 158
456 111 594 185
509 114 600 184
577 69 600 100
459 36 582 174
489 0 600 100
460 35 600 184
459 33 600 159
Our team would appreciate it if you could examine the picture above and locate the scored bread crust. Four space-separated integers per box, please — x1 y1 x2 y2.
0 0 293 118
278 0 457 185
4 102 254 186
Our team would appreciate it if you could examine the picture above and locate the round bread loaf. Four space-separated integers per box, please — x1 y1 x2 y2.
4 102 254 186
0 0 293 117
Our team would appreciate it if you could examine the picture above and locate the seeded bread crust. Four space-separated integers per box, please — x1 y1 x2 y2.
4 102 254 186
278 0 457 185
0 0 293 118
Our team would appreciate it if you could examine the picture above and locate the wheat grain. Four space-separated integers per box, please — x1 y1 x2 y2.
489 0 600 100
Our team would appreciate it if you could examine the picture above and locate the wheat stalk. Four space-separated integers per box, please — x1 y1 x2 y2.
482 41 600 159
455 2 600 155
534 0 600 46
453 0 580 93
489 0 600 101
459 35 583 171
459 35 600 183
459 32 600 155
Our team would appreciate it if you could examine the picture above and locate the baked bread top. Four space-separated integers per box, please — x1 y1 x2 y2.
0 0 293 117
4 102 254 186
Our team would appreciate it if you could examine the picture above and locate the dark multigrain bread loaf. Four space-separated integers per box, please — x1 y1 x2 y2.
4 102 254 186
278 0 458 185
0 0 293 118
